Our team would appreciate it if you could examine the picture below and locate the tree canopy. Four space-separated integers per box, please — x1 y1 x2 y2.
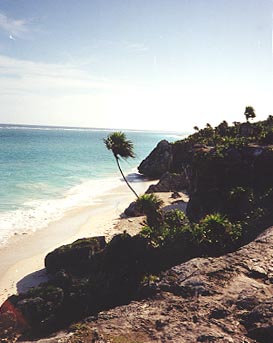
244 106 256 122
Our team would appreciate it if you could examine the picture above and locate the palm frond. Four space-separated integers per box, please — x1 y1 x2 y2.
104 132 135 159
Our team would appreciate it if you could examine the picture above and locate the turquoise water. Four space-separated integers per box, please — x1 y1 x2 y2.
0 124 185 244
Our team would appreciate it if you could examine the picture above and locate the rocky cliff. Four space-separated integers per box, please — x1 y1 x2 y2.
137 139 273 233
138 140 173 178
2 121 273 342
78 226 273 343
14 226 273 343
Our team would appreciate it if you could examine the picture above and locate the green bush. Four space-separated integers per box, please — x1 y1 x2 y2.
136 193 163 214
192 213 242 253
162 209 191 241
164 209 189 228
136 193 164 229
139 208 191 246
139 225 161 246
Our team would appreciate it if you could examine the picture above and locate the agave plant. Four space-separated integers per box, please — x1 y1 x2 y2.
136 193 164 229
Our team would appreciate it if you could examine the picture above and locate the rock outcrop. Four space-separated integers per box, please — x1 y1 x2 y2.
146 171 188 193
4 227 273 342
65 226 273 343
186 145 273 222
139 139 273 225
45 236 106 275
138 140 173 178
2 122 273 342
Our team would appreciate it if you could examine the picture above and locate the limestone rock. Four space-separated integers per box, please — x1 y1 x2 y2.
146 171 188 193
124 201 143 217
138 140 173 178
71 226 273 343
45 236 106 275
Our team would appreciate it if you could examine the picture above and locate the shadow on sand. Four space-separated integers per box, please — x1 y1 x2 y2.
17 269 49 294
123 173 155 183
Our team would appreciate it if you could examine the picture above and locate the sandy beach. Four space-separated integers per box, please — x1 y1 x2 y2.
0 179 158 306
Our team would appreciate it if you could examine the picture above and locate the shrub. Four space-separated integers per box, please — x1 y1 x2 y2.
136 193 163 214
164 209 189 228
136 193 164 229
192 213 242 254
226 187 254 221
140 225 158 243
162 209 191 241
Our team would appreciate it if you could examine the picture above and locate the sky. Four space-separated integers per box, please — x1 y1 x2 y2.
0 0 272 132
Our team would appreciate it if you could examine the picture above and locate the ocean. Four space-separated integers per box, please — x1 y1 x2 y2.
0 124 185 245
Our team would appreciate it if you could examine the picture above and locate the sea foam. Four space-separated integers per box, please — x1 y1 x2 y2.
0 176 122 246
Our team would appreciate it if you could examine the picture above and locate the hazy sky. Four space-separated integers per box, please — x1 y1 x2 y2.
0 0 272 131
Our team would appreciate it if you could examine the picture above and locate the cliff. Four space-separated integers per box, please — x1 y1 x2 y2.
63 226 273 343
1 118 273 342
7 226 273 343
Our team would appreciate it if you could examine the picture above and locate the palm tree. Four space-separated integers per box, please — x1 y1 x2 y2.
104 132 139 199
244 106 256 122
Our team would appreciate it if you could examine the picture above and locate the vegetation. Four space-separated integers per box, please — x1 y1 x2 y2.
136 193 164 229
244 105 256 122
3 107 273 340
139 108 273 255
140 208 242 255
183 113 273 151
104 132 139 198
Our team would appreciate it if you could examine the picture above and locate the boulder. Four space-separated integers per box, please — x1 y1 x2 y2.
138 140 173 178
124 201 143 217
45 236 106 275
242 300 273 343
146 171 188 193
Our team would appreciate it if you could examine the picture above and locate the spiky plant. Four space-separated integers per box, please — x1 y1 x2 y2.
136 193 164 229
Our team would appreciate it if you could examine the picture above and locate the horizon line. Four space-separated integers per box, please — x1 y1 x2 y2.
0 122 188 134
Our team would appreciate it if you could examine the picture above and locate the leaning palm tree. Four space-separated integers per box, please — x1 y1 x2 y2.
104 132 139 199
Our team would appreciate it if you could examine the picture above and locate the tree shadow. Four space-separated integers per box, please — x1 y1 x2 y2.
124 173 155 183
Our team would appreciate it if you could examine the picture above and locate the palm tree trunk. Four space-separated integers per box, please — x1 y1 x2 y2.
115 157 139 199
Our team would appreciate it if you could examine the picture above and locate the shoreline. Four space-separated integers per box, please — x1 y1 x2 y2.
0 179 156 306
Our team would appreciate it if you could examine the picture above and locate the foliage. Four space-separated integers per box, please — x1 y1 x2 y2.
104 131 135 159
136 193 164 229
225 187 254 221
139 225 159 245
172 112 273 246
244 106 256 122
140 208 242 255
177 107 273 152
162 209 191 241
141 273 159 284
164 209 189 228
136 193 163 214
192 213 242 252
104 132 138 198
140 208 190 247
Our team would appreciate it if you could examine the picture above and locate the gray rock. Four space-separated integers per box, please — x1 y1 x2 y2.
146 171 188 193
45 236 106 274
124 201 143 217
138 140 173 178
69 226 273 342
